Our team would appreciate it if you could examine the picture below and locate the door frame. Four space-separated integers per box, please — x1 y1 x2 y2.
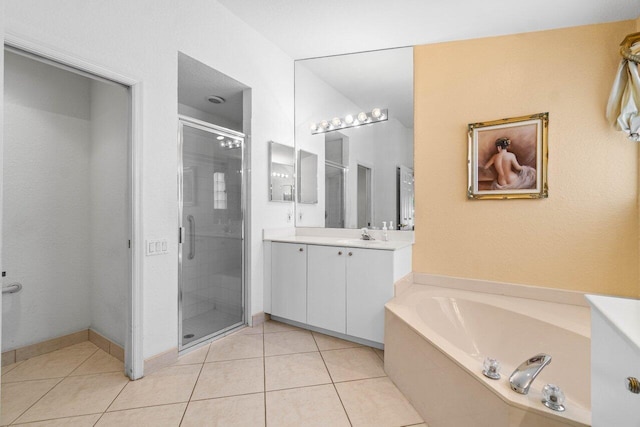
3 33 144 379
177 115 247 352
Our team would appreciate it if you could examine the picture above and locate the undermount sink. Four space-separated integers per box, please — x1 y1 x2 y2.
336 239 383 246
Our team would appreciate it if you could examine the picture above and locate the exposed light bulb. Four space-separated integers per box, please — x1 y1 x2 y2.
220 141 226 147
310 122 318 132
357 112 368 122
331 117 342 127
320 120 329 130
344 114 354 125
372 108 382 119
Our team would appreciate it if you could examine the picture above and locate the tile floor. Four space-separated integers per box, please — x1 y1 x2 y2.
1 320 426 426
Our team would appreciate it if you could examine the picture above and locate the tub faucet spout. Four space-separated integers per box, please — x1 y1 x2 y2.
509 353 552 395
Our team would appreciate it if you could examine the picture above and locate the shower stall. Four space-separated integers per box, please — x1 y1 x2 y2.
178 116 245 350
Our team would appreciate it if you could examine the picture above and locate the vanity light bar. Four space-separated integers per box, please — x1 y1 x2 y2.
219 139 242 149
310 108 388 135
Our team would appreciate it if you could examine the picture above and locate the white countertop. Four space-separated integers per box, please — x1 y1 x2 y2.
263 227 414 251
586 294 640 352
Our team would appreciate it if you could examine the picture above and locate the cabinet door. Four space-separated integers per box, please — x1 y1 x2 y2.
307 245 346 333
346 248 394 343
271 242 307 323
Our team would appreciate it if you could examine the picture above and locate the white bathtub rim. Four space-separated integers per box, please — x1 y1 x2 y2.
411 272 590 307
386 288 591 426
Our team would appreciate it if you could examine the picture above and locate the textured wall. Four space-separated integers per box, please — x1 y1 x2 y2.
413 20 639 297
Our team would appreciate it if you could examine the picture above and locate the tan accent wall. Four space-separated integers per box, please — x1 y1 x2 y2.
413 20 639 297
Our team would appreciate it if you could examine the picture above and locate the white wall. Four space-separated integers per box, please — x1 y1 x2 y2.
3 0 295 360
2 52 93 349
89 80 129 346
177 0 295 318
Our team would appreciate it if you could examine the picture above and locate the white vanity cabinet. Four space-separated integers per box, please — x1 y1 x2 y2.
586 295 640 427
269 238 411 345
345 248 394 343
307 245 346 333
271 242 307 324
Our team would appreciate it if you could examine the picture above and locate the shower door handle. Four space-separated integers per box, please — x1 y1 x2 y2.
187 215 195 260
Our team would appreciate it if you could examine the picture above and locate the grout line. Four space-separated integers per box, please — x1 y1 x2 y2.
178 356 207 426
6 377 65 425
67 347 102 377
9 411 104 426
102 371 133 414
313 333 353 427
262 330 268 426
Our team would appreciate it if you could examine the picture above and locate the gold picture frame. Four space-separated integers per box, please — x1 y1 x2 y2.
468 112 548 200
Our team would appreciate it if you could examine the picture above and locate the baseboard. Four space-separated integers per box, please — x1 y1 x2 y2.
252 311 269 326
2 329 88 366
88 329 125 362
144 347 178 375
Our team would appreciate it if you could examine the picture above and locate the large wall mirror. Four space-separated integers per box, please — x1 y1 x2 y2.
294 47 414 230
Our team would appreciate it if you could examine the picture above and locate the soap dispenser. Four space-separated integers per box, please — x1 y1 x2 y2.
382 221 388 241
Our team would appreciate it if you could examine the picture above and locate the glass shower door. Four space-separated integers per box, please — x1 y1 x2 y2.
179 118 244 350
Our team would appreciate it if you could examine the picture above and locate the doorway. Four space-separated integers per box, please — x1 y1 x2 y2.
2 48 134 375
178 118 245 349
357 164 372 228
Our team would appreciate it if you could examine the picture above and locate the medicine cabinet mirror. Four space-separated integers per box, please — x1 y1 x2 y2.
269 141 295 202
297 150 318 204
294 47 415 230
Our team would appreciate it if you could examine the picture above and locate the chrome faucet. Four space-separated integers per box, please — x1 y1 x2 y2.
509 353 552 394
360 228 374 240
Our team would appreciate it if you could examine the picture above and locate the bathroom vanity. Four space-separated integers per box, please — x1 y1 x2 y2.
264 229 412 346
586 294 640 427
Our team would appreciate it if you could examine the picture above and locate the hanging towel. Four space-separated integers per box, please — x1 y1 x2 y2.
606 41 640 141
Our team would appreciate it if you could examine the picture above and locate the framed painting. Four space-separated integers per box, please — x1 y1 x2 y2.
468 112 548 200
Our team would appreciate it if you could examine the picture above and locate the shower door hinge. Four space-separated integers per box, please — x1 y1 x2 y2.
128 240 131 249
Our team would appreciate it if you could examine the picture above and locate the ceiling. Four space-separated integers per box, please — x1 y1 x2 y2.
217 0 640 60
219 0 639 131
178 52 247 126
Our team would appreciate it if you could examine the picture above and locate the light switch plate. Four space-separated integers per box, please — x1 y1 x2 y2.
146 239 169 256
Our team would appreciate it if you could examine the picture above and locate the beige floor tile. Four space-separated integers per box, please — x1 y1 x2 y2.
263 320 303 333
234 323 264 335
264 331 318 356
96 402 187 426
174 344 210 366
108 364 200 411
2 360 23 376
321 347 385 382
312 332 363 351
70 349 123 376
12 413 102 426
1 378 62 425
182 393 265 427
266 384 350 427
374 348 384 361
335 377 423 427
192 358 264 400
206 333 263 362
265 352 331 391
15 372 129 424
3 342 98 383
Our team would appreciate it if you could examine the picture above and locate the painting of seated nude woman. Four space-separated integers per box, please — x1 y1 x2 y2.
468 113 548 199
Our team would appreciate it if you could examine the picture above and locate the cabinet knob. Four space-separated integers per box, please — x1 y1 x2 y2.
299 247 304 252
348 252 353 256
627 377 640 394
338 251 342 255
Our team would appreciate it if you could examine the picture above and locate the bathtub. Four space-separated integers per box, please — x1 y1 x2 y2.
385 280 590 426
